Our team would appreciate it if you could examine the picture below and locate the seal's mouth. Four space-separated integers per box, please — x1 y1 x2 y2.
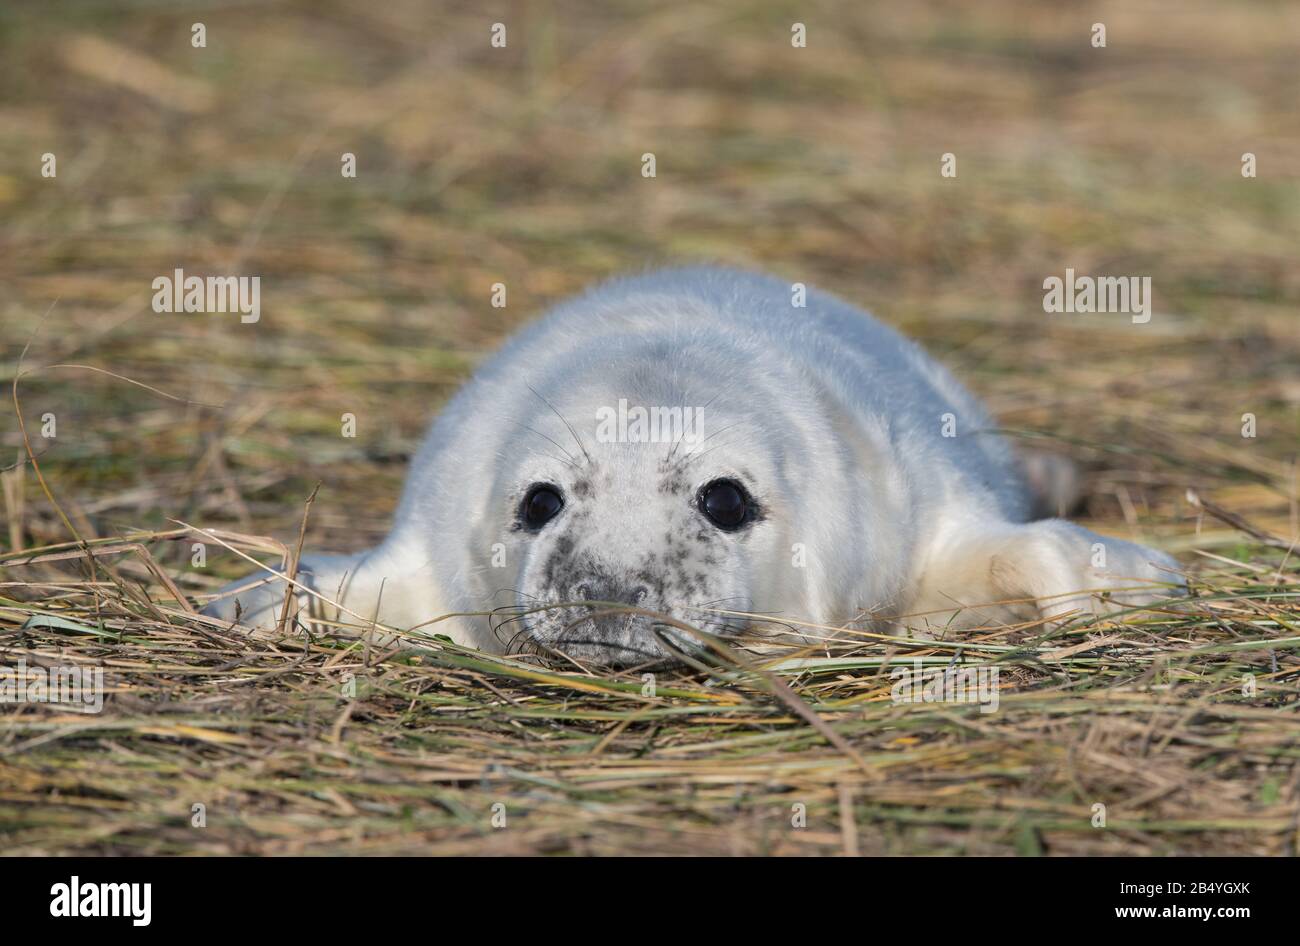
549 611 687 667
507 603 734 668
537 636 678 668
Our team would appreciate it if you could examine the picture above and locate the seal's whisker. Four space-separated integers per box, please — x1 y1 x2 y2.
665 391 723 464
675 436 739 468
511 422 581 469
488 605 535 641
503 626 546 659
687 596 750 609
674 421 743 468
488 606 531 640
488 588 542 603
526 384 592 467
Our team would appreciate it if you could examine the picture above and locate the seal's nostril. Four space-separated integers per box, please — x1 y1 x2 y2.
570 579 646 606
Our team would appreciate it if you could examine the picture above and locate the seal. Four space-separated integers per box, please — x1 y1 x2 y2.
203 266 1184 664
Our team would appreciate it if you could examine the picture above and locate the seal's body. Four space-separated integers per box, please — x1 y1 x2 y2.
205 267 1181 663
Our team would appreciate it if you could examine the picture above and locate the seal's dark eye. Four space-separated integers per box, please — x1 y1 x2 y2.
521 484 564 530
698 479 752 531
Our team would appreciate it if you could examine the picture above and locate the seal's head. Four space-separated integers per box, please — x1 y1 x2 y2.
464 340 882 667
506 446 769 666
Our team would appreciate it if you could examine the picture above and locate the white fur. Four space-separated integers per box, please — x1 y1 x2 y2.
204 267 1183 659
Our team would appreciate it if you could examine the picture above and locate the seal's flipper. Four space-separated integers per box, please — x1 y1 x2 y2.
905 519 1185 633
202 551 387 636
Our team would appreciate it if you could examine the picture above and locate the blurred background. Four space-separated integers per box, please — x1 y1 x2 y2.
1 0 1297 573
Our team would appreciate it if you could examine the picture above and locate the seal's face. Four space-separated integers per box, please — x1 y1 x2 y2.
498 414 776 666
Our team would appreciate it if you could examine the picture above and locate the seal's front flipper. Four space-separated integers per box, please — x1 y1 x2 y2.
907 519 1185 633
202 551 385 636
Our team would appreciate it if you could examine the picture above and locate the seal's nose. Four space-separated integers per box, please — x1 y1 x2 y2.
572 580 649 607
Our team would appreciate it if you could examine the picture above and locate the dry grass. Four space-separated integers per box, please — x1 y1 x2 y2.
1 0 1298 855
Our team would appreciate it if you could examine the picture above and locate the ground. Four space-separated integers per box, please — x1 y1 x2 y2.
1 1 1297 855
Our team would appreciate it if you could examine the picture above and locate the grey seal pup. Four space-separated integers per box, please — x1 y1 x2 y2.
204 266 1183 664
